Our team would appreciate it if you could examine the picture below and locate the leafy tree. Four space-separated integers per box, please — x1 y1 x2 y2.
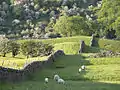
54 16 93 36
21 40 53 58
97 0 120 38
21 40 38 58
8 41 20 57
44 43 54 56
0 36 10 57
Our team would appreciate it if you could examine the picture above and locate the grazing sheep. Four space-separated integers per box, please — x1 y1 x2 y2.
54 74 60 81
57 78 65 84
81 65 86 70
78 68 82 73
45 77 48 83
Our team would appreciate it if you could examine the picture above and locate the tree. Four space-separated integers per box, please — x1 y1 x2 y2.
21 40 38 58
97 0 120 38
8 41 20 57
44 43 54 56
21 40 53 58
0 36 10 57
54 16 93 36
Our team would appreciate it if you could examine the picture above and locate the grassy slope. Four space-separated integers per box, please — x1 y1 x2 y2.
0 53 48 69
1 55 120 90
1 36 120 90
19 36 120 53
1 36 120 68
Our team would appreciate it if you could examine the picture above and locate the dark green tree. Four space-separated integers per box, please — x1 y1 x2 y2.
8 41 20 57
54 16 93 36
0 37 10 57
97 0 120 38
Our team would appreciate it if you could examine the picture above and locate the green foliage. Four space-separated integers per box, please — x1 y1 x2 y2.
44 43 54 55
97 0 120 38
19 36 120 53
54 16 93 36
2 54 120 90
8 41 20 57
21 40 40 58
21 40 53 58
0 37 10 57
96 38 120 52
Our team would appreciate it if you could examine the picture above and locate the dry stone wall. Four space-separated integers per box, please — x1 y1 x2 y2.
0 50 65 82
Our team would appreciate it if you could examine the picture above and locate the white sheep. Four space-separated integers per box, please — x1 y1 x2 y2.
57 78 65 84
45 77 49 83
54 74 60 81
78 68 82 73
81 65 86 70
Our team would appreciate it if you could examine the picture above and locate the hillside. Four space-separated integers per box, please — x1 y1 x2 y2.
1 36 120 69
1 0 120 90
0 0 101 39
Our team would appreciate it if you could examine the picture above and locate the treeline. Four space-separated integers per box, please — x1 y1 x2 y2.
0 36 53 58
1 0 120 40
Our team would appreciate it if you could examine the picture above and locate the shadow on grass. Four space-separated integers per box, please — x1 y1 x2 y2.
14 57 25 59
1 55 120 90
25 55 92 81
84 45 101 53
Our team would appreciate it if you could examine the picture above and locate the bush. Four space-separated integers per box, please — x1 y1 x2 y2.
8 41 20 57
44 32 61 39
54 16 93 37
44 43 54 55
0 36 10 57
21 40 53 58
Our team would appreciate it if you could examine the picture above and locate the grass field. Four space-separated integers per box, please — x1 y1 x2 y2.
1 36 120 90
1 55 120 90
1 36 120 69
0 53 48 69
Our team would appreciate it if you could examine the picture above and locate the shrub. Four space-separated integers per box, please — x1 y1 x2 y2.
0 36 10 57
44 43 54 55
21 40 53 58
21 40 39 58
54 16 93 37
8 41 20 57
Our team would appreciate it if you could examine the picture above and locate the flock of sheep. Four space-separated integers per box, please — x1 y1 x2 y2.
44 65 86 84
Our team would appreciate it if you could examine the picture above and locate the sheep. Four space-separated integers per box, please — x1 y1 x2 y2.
78 68 82 73
54 74 60 81
45 77 49 83
57 78 65 84
81 65 86 70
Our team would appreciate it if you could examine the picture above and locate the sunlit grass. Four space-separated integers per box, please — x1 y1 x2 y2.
1 55 120 90
0 53 49 69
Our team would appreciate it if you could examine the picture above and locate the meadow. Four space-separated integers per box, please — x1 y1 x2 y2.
1 36 120 90
1 55 120 90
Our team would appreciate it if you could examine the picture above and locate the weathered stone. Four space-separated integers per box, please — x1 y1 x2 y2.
0 50 65 82
79 40 85 53
90 34 96 47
